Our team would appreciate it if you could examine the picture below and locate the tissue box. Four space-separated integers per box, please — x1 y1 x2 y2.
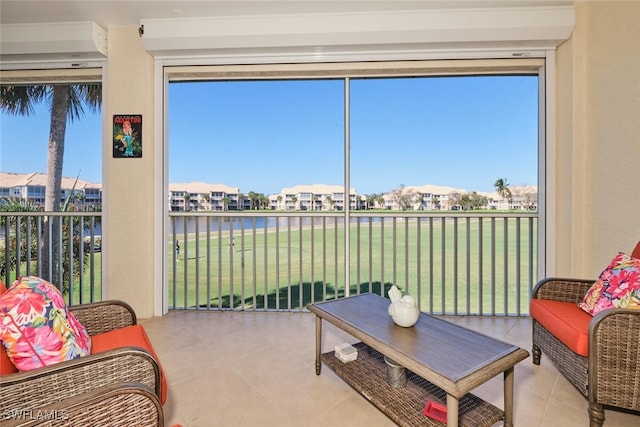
334 343 358 363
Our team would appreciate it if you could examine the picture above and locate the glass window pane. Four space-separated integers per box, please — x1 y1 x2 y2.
1 84 102 209
350 75 538 209
168 79 344 209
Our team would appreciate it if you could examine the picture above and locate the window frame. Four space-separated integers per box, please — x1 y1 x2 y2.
157 58 553 312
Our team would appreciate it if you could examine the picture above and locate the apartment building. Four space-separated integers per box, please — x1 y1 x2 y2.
168 182 240 212
0 172 102 209
276 184 357 211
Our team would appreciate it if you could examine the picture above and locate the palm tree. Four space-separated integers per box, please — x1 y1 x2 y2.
248 191 260 210
74 192 86 211
365 194 376 210
494 178 513 210
258 194 269 209
0 83 101 281
0 84 102 211
325 195 334 211
221 196 231 211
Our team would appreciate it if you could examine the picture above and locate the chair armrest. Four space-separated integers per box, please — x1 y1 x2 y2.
2 382 163 427
588 309 640 410
70 300 137 336
531 277 594 304
0 347 161 415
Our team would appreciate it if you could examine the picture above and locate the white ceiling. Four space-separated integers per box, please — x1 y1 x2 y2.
0 1 573 28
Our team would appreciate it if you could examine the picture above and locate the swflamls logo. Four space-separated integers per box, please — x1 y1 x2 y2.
3 409 69 421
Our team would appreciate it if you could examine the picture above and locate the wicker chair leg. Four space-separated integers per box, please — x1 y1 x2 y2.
588 402 605 427
532 343 541 365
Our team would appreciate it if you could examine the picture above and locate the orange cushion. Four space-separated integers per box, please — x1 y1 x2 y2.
530 299 592 357
1 345 18 374
632 241 640 259
0 277 6 294
91 325 167 405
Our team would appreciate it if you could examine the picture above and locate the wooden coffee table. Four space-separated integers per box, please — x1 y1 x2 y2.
308 293 529 427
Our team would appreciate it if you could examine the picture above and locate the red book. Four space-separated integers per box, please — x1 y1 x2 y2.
422 401 447 423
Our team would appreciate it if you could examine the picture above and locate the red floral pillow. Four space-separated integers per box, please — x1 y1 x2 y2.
579 252 640 316
0 276 91 371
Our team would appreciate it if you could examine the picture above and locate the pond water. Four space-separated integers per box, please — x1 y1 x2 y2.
169 216 385 234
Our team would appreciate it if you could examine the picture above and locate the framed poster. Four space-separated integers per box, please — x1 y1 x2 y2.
113 114 142 158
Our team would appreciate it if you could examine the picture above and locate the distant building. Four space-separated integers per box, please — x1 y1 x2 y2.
404 184 469 211
277 184 357 211
2 172 536 212
168 182 240 211
0 172 102 208
402 184 537 211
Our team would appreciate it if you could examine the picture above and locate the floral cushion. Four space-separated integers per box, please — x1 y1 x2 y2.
579 252 640 316
0 276 91 371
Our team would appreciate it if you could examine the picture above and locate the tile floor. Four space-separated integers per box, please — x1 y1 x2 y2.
141 311 639 427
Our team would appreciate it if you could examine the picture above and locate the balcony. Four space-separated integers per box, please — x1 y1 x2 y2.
143 310 639 426
2 211 638 425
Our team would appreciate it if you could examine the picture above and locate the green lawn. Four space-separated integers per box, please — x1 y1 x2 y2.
169 216 537 315
5 253 102 306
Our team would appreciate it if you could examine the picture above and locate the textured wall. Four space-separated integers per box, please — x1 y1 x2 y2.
555 1 640 277
104 26 157 318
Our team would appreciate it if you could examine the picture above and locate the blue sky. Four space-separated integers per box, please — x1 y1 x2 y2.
1 75 538 195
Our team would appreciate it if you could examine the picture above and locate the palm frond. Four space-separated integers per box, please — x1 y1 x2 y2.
0 85 48 115
66 84 102 122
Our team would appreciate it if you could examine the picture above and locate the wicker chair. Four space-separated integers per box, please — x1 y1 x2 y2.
0 301 163 418
3 382 163 427
531 242 640 427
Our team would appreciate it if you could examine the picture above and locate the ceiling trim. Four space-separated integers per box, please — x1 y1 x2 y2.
0 22 107 63
141 6 575 61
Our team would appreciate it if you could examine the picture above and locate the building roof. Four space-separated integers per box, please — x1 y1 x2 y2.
0 172 101 190
406 184 468 195
168 182 239 194
280 184 356 195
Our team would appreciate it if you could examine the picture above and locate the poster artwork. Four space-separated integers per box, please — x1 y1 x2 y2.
113 114 142 158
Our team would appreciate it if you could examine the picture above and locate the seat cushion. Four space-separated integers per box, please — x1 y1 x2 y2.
91 324 167 405
632 241 640 259
0 344 18 374
530 299 592 356
0 276 92 371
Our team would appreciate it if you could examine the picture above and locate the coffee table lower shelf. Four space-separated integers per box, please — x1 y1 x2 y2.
321 343 504 427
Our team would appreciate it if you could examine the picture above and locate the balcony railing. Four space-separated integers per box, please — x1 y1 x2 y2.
0 211 538 315
169 211 537 316
0 212 102 306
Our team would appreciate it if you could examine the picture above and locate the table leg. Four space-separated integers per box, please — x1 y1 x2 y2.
446 394 459 427
315 315 322 375
504 367 515 427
